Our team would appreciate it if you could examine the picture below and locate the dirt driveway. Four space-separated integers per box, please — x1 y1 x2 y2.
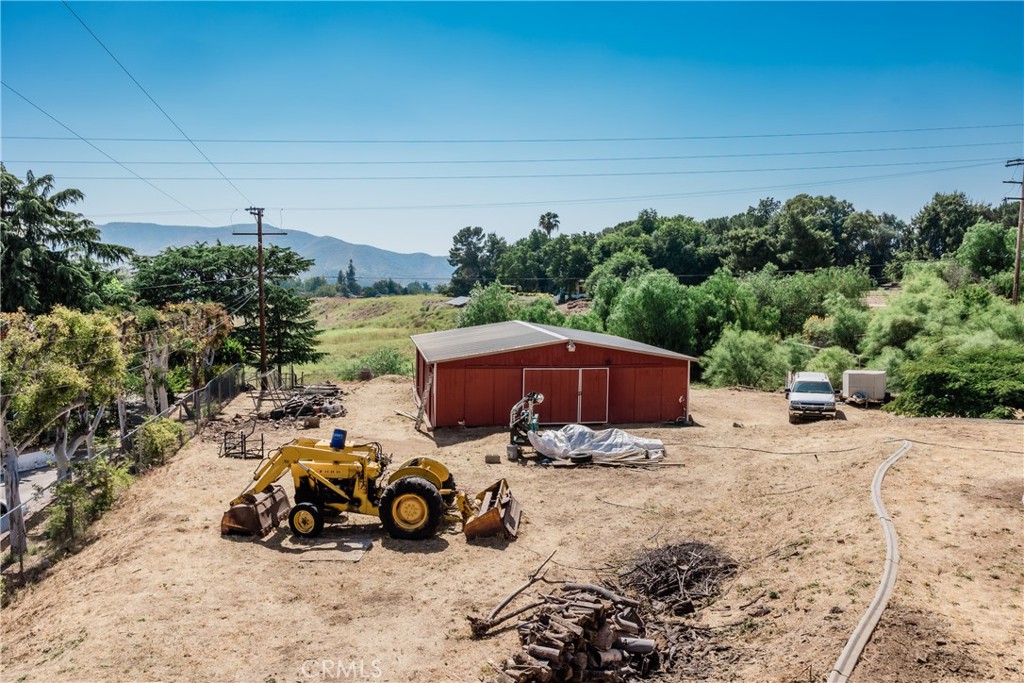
1 379 1021 683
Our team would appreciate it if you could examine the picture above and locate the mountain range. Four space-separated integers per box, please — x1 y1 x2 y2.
98 223 454 285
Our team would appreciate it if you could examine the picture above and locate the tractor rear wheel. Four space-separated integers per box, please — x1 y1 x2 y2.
379 476 443 540
289 502 324 538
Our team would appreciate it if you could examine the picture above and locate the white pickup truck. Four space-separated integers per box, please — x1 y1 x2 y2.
786 371 838 423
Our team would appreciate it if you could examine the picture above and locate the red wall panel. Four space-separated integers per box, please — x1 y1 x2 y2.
633 367 663 422
580 368 609 423
429 342 690 427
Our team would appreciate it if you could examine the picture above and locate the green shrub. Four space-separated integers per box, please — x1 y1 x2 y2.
46 456 133 541
46 480 90 541
702 327 788 390
457 282 518 327
339 346 412 380
885 345 1024 418
807 346 858 387
562 311 604 332
802 315 833 347
134 418 185 469
780 336 817 372
518 299 566 326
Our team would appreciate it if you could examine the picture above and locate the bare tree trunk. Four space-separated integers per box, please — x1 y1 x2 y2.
1 417 27 557
117 395 128 453
83 405 105 459
156 344 170 414
53 413 72 478
142 333 158 415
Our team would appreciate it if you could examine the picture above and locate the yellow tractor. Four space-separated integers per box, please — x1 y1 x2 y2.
221 436 520 541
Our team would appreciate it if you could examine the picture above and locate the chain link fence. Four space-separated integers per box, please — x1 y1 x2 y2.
1 364 246 550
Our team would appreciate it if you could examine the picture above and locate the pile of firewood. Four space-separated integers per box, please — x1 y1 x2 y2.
484 584 657 683
475 542 739 682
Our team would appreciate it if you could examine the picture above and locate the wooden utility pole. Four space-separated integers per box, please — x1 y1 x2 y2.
1005 159 1023 305
234 208 286 393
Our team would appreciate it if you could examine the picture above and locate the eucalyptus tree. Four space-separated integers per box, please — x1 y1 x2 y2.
0 308 125 556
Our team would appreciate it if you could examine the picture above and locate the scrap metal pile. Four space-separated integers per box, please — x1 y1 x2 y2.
257 383 347 422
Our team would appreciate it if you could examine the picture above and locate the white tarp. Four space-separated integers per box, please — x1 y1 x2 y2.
527 424 666 465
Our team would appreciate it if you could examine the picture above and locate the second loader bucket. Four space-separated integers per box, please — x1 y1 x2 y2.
465 478 521 540
220 484 290 536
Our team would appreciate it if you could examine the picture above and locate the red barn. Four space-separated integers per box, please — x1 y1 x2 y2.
411 321 696 429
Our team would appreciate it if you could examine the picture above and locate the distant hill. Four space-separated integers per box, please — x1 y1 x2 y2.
98 222 454 285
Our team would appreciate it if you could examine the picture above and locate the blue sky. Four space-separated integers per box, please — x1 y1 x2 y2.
2 1 1022 264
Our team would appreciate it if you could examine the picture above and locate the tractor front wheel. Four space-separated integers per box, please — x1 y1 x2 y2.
379 476 443 540
289 502 324 538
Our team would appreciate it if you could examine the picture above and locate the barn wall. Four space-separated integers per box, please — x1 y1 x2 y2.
430 343 690 427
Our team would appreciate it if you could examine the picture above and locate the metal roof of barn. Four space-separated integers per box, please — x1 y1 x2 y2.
411 320 698 364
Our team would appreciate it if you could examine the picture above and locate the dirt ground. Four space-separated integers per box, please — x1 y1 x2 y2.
1 381 1021 683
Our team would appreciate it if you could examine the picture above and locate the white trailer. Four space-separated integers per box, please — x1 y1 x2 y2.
842 370 888 406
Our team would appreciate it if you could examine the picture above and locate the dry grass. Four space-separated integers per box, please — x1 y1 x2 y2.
1 383 1019 683
299 295 459 381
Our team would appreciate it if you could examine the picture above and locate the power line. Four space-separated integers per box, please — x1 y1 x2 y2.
2 123 1018 145
42 156 1009 181
7 141 1019 167
0 81 218 227
78 161 996 217
60 0 253 205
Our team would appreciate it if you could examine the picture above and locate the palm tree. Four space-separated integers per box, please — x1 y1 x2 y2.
1 165 133 313
538 212 560 238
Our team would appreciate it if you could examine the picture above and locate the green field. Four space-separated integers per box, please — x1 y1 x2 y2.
296 295 459 382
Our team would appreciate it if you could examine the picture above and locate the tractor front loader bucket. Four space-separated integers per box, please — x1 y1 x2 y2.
220 484 290 536
464 478 521 540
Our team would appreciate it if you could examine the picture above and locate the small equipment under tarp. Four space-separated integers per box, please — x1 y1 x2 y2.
527 424 666 466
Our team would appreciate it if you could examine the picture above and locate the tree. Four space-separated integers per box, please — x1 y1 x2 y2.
708 200 782 273
345 259 361 296
839 211 902 277
635 208 659 235
702 327 788 390
956 221 1015 279
650 216 717 283
687 270 764 357
606 270 696 354
542 233 595 296
496 230 550 292
457 282 518 327
584 249 652 322
538 212 560 238
132 243 321 369
1 308 125 556
1 166 133 313
911 192 986 259
807 346 858 387
886 344 1024 418
447 227 507 296
45 308 126 477
162 302 232 414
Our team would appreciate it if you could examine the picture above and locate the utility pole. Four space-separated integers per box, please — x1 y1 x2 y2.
234 208 286 394
1005 159 1023 305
